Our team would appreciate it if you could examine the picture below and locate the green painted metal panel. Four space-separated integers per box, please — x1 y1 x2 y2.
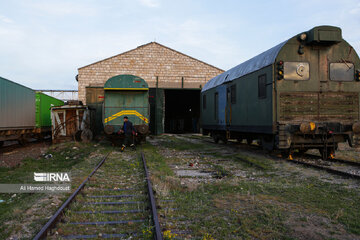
35 93 64 127
201 66 273 129
103 75 149 133
229 66 273 127
104 74 148 89
155 88 164 135
276 28 360 123
305 25 342 44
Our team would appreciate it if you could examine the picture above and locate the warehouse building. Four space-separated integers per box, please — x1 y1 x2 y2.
77 42 223 134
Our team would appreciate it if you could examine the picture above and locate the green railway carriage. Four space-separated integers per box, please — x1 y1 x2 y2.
102 74 149 141
201 26 360 159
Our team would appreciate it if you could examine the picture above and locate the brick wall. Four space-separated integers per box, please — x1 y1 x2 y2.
77 42 224 104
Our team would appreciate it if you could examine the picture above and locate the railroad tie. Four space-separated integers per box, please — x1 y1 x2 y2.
87 194 141 198
74 209 144 214
62 232 138 239
84 201 144 205
68 219 145 225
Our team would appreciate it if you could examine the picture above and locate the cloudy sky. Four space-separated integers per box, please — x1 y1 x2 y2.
0 0 359 90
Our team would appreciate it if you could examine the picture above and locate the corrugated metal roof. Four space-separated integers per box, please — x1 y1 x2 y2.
202 40 287 92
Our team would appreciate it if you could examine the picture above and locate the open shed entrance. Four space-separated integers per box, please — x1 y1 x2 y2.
164 89 200 133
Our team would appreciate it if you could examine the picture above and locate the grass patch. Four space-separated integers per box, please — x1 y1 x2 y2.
233 154 274 171
144 135 360 239
211 164 232 178
141 143 174 177
0 142 111 239
159 135 210 151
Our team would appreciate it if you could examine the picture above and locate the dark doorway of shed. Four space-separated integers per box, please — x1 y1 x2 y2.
164 89 200 133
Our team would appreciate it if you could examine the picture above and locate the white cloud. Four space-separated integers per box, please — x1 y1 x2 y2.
138 0 160 8
349 3 360 14
23 1 99 17
0 15 13 23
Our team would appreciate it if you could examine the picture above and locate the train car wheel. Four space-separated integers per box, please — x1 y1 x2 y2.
261 136 274 151
298 149 308 154
81 129 93 143
319 147 334 160
74 130 82 141
247 138 253 145
212 135 219 144
222 137 228 144
18 138 27 145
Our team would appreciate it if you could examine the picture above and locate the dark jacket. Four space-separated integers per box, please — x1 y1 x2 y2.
121 121 136 135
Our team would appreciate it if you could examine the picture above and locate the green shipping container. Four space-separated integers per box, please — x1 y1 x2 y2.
35 92 64 128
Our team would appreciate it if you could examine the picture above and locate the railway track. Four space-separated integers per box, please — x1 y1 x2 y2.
197 136 360 180
286 153 360 180
33 151 163 240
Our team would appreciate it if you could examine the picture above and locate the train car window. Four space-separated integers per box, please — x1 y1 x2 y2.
202 94 206 109
214 92 218 121
284 62 310 80
230 85 236 104
258 74 266 99
330 63 354 81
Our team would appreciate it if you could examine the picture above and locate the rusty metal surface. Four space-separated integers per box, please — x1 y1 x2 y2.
141 152 163 240
280 92 358 122
85 87 104 104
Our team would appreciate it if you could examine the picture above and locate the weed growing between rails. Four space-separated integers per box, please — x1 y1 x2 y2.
44 148 164 239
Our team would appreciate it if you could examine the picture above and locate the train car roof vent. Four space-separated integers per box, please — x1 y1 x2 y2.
305 25 342 44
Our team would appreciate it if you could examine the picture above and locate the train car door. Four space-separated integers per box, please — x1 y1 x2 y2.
226 86 231 127
226 84 235 127
216 85 227 128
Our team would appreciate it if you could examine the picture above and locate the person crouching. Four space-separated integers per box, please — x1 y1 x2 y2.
118 116 137 152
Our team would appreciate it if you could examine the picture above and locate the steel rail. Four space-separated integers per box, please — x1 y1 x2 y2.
33 152 111 240
285 158 360 180
201 136 360 180
305 153 360 167
141 152 163 240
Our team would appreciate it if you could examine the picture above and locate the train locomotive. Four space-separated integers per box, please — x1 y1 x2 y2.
102 74 150 143
201 26 360 159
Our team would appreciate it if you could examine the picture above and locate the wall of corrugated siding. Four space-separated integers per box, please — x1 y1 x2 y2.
0 77 36 129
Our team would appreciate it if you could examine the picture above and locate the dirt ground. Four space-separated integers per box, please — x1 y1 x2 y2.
0 141 51 167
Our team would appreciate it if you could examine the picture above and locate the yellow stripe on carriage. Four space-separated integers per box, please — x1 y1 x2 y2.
104 110 149 124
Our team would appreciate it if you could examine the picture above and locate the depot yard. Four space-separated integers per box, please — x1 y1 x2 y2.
0 135 359 240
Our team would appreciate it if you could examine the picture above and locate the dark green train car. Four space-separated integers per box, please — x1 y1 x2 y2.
102 75 149 141
201 26 360 159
